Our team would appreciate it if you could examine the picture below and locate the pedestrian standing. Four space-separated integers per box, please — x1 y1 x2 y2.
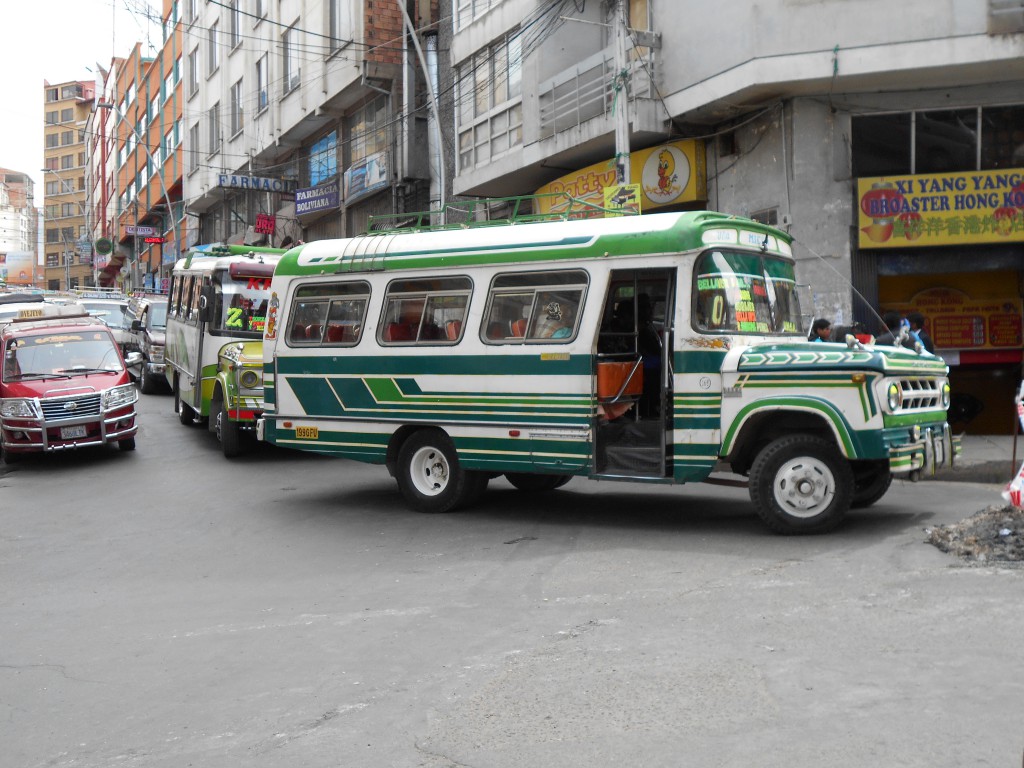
907 311 935 354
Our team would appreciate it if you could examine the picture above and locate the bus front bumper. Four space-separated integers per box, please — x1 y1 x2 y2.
889 422 961 478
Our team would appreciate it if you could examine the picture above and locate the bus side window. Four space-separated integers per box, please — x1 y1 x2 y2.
483 270 588 344
379 277 471 345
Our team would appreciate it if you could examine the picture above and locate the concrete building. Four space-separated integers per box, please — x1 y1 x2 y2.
84 59 124 286
183 0 438 249
446 0 1024 433
0 169 38 287
42 79 95 290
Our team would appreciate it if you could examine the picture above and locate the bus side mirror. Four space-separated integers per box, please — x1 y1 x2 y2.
198 285 215 323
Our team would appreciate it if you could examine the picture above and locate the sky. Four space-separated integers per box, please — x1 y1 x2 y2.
1 0 162 202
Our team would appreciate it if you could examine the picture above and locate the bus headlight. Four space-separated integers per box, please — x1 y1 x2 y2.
886 382 902 412
240 369 260 389
103 384 138 411
1 398 41 419
941 382 951 408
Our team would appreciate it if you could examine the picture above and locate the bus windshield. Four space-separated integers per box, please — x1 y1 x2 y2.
212 274 272 337
693 249 801 335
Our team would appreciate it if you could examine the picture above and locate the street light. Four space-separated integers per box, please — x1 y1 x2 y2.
41 168 86 290
95 101 178 289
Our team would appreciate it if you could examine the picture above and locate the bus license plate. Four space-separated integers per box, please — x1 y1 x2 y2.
61 425 87 439
295 426 318 439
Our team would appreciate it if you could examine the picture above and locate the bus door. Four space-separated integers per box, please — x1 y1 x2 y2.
594 269 674 477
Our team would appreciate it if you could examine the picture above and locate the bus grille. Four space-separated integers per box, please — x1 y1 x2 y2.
897 378 942 410
40 393 103 422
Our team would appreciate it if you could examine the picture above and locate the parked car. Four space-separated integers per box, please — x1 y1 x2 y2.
1 303 140 462
73 295 130 350
124 294 168 394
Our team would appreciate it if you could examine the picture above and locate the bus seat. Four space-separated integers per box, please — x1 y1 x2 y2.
385 322 416 341
509 318 527 337
306 323 323 340
445 319 462 340
291 324 306 341
485 321 506 339
325 324 346 343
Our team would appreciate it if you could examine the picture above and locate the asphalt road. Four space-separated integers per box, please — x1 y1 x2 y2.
1 391 1021 767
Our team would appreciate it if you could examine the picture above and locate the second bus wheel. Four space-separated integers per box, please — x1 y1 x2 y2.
174 376 196 426
504 473 572 492
397 429 488 513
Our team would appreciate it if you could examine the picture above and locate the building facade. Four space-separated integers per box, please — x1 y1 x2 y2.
0 169 37 287
446 0 1024 433
183 0 438 250
42 79 95 290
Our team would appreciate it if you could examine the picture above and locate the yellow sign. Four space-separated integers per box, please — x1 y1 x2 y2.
534 139 706 217
857 169 1024 249
603 183 641 215
888 287 1022 351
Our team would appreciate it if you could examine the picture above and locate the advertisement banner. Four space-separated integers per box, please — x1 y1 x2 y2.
0 251 35 285
343 152 389 205
534 139 706 217
857 168 1024 249
887 287 1022 350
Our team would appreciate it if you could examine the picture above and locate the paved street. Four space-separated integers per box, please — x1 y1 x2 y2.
1 392 1022 767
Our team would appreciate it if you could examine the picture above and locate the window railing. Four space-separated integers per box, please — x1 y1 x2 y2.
538 45 654 141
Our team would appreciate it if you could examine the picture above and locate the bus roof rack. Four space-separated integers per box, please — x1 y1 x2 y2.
366 193 639 234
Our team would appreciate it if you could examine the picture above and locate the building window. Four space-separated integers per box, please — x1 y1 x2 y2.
230 79 244 136
45 110 58 124
456 32 523 170
208 21 220 75
46 133 59 148
982 105 1024 169
61 155 74 170
228 0 241 48
256 54 268 112
282 24 301 94
60 108 74 122
308 131 337 185
188 48 199 96
61 130 74 145
186 0 197 24
328 0 348 52
347 95 389 165
189 122 200 171
208 102 220 155
61 84 82 99
45 181 60 195
46 87 59 102
455 0 500 29
255 0 265 20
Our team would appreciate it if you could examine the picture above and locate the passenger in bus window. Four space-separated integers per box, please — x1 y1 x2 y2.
534 298 574 339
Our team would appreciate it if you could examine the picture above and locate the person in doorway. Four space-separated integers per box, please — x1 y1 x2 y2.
807 318 832 342
907 311 935 354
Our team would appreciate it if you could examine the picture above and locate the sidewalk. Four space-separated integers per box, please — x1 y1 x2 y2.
931 433 1023 484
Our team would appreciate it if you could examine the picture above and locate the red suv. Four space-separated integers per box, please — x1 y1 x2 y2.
1 303 140 462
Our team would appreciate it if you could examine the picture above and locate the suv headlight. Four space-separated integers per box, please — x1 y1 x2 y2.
103 384 138 411
1 398 41 419
886 382 902 412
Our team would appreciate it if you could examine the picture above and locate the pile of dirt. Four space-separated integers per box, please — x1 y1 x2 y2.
927 505 1024 565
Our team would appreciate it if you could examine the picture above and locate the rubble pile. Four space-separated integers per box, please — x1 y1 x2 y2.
927 505 1024 565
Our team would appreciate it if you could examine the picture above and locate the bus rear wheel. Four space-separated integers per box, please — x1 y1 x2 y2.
175 377 196 426
749 435 853 535
505 473 572 492
397 429 488 513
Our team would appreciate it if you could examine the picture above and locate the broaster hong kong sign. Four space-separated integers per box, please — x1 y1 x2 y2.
217 174 290 193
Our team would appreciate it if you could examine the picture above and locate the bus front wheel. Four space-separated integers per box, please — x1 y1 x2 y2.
397 429 488 513
749 435 853 535
213 393 242 458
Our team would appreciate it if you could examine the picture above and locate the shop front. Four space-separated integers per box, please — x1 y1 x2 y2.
857 168 1024 434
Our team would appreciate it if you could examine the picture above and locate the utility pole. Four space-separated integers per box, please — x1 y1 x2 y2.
613 0 631 185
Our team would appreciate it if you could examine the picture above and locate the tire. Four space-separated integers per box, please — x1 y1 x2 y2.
749 435 853 535
505 473 572 492
140 363 158 394
2 447 22 464
851 461 893 509
214 394 242 458
397 429 488 513
175 378 196 426
118 437 136 452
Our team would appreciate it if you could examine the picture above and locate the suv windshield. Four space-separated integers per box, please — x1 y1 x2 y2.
3 329 123 381
81 301 128 329
693 250 801 335
148 302 168 329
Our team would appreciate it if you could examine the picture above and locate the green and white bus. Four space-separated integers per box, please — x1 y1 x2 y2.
165 244 285 457
258 208 957 533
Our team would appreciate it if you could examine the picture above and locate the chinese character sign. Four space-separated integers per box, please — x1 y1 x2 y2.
857 169 1024 249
